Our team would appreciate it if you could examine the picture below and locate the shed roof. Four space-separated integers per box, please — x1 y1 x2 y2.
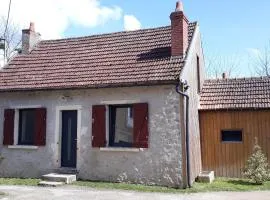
200 76 270 110
0 23 197 92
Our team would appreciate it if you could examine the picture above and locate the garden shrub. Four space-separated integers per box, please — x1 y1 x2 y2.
242 137 270 184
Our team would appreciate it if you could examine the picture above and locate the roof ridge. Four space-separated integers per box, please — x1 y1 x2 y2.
204 76 270 82
41 22 197 43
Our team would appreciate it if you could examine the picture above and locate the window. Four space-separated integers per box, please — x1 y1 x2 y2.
109 105 133 147
19 109 35 145
92 103 149 148
3 108 47 146
197 55 201 93
221 130 242 142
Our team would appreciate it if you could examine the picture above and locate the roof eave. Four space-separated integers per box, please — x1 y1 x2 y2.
199 107 270 112
0 79 178 93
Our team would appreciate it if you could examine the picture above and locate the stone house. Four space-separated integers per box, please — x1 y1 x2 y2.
0 1 204 188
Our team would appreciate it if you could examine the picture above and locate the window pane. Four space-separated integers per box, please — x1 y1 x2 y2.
221 130 242 142
127 107 133 128
19 109 35 145
109 106 133 147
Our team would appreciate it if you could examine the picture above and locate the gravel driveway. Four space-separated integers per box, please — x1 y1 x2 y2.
0 185 270 200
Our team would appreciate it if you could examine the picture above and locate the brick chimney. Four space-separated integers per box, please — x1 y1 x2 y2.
21 22 41 54
170 1 189 57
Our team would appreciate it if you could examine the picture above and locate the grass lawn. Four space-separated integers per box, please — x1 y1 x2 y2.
73 178 270 193
0 177 269 193
0 178 40 186
189 178 270 193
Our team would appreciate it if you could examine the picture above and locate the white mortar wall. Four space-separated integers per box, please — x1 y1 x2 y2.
0 85 183 187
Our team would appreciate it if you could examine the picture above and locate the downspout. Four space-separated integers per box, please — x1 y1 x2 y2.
176 82 191 188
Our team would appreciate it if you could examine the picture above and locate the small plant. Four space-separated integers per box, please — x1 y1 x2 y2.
242 137 270 184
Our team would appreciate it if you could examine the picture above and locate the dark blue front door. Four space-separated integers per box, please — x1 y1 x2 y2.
61 110 77 168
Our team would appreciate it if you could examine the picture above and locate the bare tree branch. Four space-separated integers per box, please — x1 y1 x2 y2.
250 41 270 77
0 16 21 64
205 53 241 79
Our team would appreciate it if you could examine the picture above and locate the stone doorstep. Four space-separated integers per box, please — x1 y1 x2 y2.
197 171 215 183
42 173 77 184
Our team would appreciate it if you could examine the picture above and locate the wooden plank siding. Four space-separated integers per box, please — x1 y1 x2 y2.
199 110 270 178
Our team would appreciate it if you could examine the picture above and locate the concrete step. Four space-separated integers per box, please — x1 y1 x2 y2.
197 171 215 183
42 173 77 184
38 181 65 187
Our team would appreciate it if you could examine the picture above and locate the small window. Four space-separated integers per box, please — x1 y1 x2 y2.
109 105 133 147
18 109 36 145
221 130 242 142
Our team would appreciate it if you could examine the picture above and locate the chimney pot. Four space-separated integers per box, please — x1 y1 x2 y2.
175 1 184 12
222 72 227 79
29 22 35 32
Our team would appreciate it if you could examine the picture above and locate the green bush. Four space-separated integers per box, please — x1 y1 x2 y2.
242 138 270 184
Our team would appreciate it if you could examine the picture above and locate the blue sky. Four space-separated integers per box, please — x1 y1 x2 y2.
1 0 270 77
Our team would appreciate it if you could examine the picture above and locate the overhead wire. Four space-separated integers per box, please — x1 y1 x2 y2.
3 0 12 63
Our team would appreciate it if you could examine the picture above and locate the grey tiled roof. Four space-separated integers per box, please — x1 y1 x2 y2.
0 23 197 91
200 76 270 110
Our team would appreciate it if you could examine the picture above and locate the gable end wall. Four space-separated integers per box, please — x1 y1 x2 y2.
180 25 205 183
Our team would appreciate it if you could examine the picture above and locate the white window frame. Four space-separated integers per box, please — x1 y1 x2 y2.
55 105 82 169
126 107 133 128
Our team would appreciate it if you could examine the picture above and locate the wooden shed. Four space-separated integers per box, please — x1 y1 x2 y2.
199 77 270 177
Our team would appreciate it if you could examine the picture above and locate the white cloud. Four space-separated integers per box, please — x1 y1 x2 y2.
124 15 141 31
0 0 123 39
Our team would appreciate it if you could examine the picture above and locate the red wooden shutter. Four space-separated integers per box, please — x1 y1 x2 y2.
3 109 15 145
34 108 46 146
92 105 106 147
133 103 149 148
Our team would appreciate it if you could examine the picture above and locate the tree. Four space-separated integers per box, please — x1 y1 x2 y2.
0 16 21 65
205 53 241 79
250 42 270 77
242 137 270 184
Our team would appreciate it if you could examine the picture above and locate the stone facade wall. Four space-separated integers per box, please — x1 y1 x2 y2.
0 85 184 187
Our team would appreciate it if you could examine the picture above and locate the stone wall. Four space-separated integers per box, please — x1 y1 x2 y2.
0 85 184 187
